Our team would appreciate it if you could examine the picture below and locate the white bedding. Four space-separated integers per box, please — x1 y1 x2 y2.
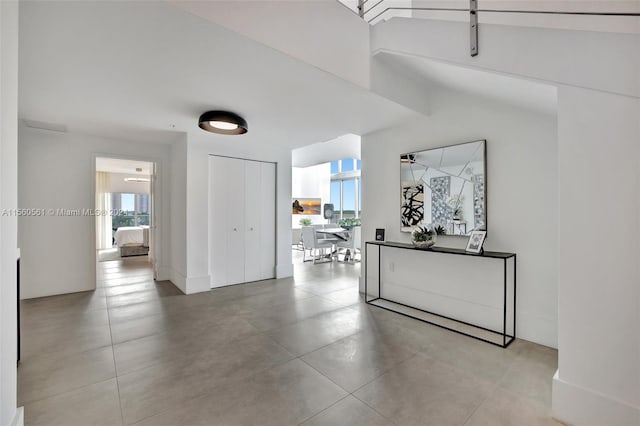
115 226 149 247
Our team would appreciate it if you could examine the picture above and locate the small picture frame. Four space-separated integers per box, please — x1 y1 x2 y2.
465 230 487 253
375 228 385 242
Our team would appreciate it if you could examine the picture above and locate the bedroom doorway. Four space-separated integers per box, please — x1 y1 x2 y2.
95 157 156 267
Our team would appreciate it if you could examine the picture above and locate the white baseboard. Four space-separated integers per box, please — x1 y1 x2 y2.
155 264 172 281
185 275 210 294
276 263 294 278
553 370 640 426
169 268 187 294
11 407 24 426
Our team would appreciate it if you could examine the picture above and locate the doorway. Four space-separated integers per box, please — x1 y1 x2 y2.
94 157 156 271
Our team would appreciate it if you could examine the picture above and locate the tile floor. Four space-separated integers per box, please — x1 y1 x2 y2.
18 254 561 426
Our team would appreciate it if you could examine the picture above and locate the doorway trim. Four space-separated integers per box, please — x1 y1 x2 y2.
91 153 165 288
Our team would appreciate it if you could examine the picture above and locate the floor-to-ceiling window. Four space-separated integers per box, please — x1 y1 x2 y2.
329 158 361 221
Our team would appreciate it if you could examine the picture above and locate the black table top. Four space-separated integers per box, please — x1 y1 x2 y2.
366 240 515 259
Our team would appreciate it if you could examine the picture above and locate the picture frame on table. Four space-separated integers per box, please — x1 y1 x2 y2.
465 230 487 253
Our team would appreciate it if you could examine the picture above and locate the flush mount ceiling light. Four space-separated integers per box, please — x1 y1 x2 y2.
124 177 150 183
198 110 248 135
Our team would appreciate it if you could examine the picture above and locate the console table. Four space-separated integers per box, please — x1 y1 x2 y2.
364 241 516 348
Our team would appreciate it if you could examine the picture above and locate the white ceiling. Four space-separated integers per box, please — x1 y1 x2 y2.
96 158 153 175
19 1 419 149
292 133 361 168
376 52 558 115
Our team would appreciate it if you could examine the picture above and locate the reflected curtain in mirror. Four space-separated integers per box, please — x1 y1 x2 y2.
400 140 486 236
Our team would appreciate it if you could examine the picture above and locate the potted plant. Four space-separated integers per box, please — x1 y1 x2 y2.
434 225 447 236
447 195 464 221
338 218 361 229
299 218 312 227
411 225 437 249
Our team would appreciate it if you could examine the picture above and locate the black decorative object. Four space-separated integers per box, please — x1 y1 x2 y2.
401 184 424 228
375 228 385 241
364 241 516 348
198 111 248 135
323 203 334 220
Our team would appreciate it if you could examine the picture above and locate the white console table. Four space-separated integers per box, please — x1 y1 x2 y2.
364 241 516 348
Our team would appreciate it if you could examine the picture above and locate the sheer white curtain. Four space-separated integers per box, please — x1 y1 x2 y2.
96 172 112 249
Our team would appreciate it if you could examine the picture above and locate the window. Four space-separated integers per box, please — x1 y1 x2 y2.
330 181 341 213
342 179 356 219
329 158 361 220
111 193 150 227
342 159 354 172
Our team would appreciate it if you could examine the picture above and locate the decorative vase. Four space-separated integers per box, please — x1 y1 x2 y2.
412 239 435 249
411 225 437 249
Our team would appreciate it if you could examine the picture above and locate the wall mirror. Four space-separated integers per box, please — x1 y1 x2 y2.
400 140 486 236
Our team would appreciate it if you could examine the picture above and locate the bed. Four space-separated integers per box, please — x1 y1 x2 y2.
114 226 149 257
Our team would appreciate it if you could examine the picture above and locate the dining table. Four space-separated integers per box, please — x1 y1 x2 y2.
315 227 349 241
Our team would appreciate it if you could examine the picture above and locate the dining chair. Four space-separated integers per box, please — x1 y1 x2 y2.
301 226 334 264
336 226 361 262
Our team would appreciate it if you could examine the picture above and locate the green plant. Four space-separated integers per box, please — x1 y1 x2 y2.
411 225 435 242
299 218 312 226
434 225 447 235
338 218 361 228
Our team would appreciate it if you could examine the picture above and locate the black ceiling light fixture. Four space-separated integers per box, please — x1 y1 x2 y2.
198 110 248 135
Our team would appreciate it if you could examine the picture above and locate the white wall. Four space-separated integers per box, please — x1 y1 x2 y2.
168 136 187 293
0 1 21 424
553 86 640 426
169 0 371 88
371 17 640 424
292 163 331 228
18 127 175 299
362 87 558 348
185 137 293 294
108 173 150 195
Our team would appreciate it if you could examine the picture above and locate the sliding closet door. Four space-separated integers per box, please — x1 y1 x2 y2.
209 155 228 287
259 162 276 280
226 157 246 285
244 161 262 282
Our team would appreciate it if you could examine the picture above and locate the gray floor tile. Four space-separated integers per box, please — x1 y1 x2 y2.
240 296 343 332
23 379 122 426
301 329 416 392
301 395 393 426
118 334 294 425
21 314 112 360
18 345 116 405
295 277 358 295
321 286 365 307
132 359 347 426
113 316 260 375
497 342 558 408
21 289 107 317
464 387 562 426
266 306 368 356
354 353 495 426
19 254 558 426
